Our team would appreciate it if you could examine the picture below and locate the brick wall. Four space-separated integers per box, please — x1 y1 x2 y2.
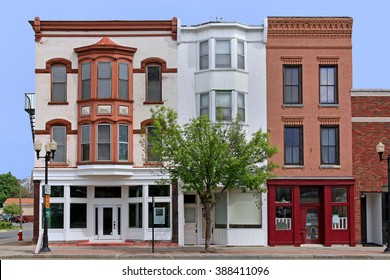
352 91 390 243
266 17 353 177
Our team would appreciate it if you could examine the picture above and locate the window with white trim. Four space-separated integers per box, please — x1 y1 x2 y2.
237 41 245 70
216 91 232 121
199 41 209 70
215 40 231 68
200 92 209 117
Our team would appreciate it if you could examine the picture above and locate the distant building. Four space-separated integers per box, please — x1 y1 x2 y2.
3 198 34 221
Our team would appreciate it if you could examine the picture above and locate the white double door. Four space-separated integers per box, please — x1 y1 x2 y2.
95 205 121 240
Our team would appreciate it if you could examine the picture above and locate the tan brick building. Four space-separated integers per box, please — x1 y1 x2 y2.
266 17 355 246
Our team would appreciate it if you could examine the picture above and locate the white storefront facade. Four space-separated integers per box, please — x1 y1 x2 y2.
177 21 268 245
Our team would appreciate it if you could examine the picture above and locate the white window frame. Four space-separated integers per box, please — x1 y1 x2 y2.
215 40 231 68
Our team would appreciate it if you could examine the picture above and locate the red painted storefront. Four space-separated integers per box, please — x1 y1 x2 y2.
268 178 356 246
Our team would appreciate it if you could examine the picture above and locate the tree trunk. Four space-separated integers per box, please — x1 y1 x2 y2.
204 204 212 252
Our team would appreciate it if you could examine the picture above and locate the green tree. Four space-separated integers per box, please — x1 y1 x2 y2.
0 172 20 207
3 203 22 216
146 107 278 252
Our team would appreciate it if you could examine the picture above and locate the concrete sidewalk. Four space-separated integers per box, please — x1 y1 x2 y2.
1 240 390 259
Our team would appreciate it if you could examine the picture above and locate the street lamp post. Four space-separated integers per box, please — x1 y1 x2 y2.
376 142 390 253
34 140 57 253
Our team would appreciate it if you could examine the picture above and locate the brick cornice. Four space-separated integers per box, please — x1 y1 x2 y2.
282 116 304 125
318 116 340 125
267 17 353 39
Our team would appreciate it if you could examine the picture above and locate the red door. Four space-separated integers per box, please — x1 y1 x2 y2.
302 207 320 244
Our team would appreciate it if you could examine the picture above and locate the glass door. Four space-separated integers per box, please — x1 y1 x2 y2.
303 207 320 244
95 205 120 240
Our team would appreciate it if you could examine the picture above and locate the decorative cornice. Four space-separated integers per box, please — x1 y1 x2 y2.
318 116 340 125
30 16 178 42
267 17 353 39
317 56 339 64
74 36 137 57
281 56 303 64
282 116 304 125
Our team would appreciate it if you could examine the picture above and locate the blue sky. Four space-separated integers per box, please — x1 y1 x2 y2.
1 0 389 179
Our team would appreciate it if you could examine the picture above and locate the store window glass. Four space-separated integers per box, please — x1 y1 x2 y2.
276 206 292 230
276 188 292 203
332 206 348 229
70 203 87 228
332 188 347 202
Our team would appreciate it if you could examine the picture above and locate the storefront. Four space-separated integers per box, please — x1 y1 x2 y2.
267 178 355 246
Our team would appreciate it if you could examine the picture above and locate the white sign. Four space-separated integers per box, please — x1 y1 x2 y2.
44 185 51 195
154 207 165 225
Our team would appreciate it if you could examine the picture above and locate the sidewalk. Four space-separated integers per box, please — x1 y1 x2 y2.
1 240 390 259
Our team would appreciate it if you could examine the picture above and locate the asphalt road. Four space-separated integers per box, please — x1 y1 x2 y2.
0 222 33 245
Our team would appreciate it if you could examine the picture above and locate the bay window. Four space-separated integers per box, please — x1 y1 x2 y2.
199 41 209 70
81 124 90 161
216 91 232 121
97 124 111 160
81 62 91 100
118 124 129 161
97 62 112 98
215 40 231 68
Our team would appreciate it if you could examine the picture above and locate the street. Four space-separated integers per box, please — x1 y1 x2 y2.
0 222 33 245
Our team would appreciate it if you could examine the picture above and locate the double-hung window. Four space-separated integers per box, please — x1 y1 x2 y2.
283 66 302 104
52 126 66 163
118 63 129 99
81 125 90 161
215 40 231 68
199 41 209 70
51 65 67 102
237 93 245 121
118 124 129 161
320 66 338 104
98 62 112 98
284 126 303 165
81 62 91 100
320 126 339 165
216 91 232 121
146 126 159 162
97 124 111 160
146 65 162 102
200 93 209 117
237 41 245 70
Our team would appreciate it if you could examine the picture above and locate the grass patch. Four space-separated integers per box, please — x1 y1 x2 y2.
0 221 13 230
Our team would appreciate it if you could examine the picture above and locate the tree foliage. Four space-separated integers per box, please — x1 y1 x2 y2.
0 172 20 207
146 106 278 251
3 203 22 216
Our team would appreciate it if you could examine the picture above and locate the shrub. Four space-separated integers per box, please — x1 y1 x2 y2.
0 221 12 230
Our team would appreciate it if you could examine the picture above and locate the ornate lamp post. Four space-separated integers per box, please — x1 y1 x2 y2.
376 142 390 253
34 140 57 253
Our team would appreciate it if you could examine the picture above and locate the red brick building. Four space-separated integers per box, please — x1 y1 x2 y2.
352 89 390 245
266 17 355 246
